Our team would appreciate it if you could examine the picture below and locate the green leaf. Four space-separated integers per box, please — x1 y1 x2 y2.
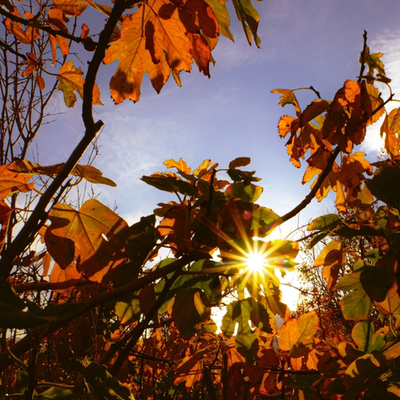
228 182 262 202
222 298 269 351
80 362 135 400
335 272 362 291
351 321 385 354
204 0 234 41
340 287 372 321
231 0 261 47
115 299 141 325
307 213 341 231
35 387 78 400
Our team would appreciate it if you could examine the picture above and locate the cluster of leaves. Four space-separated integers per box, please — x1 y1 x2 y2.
3 0 400 396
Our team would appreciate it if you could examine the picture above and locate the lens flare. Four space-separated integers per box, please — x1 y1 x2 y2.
245 250 268 274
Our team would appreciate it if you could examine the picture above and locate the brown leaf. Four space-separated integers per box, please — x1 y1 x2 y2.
45 199 128 282
229 157 251 170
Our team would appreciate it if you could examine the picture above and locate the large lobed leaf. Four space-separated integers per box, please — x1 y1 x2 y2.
104 0 219 103
45 199 128 282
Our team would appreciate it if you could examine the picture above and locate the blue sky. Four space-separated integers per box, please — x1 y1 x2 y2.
38 0 400 238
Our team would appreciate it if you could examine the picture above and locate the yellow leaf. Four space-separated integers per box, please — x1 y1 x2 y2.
57 60 102 107
278 311 318 353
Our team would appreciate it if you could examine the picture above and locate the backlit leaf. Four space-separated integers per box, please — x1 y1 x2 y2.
340 287 372 321
0 201 12 252
115 299 141 325
314 240 344 291
57 60 102 107
229 157 251 169
45 199 128 282
204 0 233 40
4 8 39 44
299 99 330 128
307 213 341 231
278 311 318 353
231 0 261 47
171 288 211 338
0 163 34 199
367 164 400 211
52 0 88 16
271 89 301 115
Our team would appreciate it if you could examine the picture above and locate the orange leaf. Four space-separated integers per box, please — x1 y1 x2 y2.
0 163 34 199
277 115 297 139
50 262 81 283
381 108 400 158
164 158 191 174
104 0 205 103
4 8 39 44
45 199 128 282
22 53 39 77
314 240 344 291
49 33 69 65
52 0 88 16
0 201 12 252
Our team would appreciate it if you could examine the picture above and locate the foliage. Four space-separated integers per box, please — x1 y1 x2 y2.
1 0 400 397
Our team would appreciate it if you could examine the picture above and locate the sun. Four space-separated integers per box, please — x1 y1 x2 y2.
245 250 268 274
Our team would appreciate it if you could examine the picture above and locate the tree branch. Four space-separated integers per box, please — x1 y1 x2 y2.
271 146 341 230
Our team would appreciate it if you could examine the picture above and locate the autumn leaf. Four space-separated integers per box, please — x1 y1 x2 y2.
171 288 211 338
299 99 330 128
278 311 318 354
4 8 39 44
57 60 102 107
173 356 203 388
49 33 69 66
45 199 128 282
10 160 116 187
0 201 12 252
104 0 198 103
229 157 251 170
22 53 39 77
164 158 192 174
204 0 234 41
0 163 34 199
271 89 301 115
51 0 88 17
380 108 400 158
231 0 261 47
314 240 344 292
